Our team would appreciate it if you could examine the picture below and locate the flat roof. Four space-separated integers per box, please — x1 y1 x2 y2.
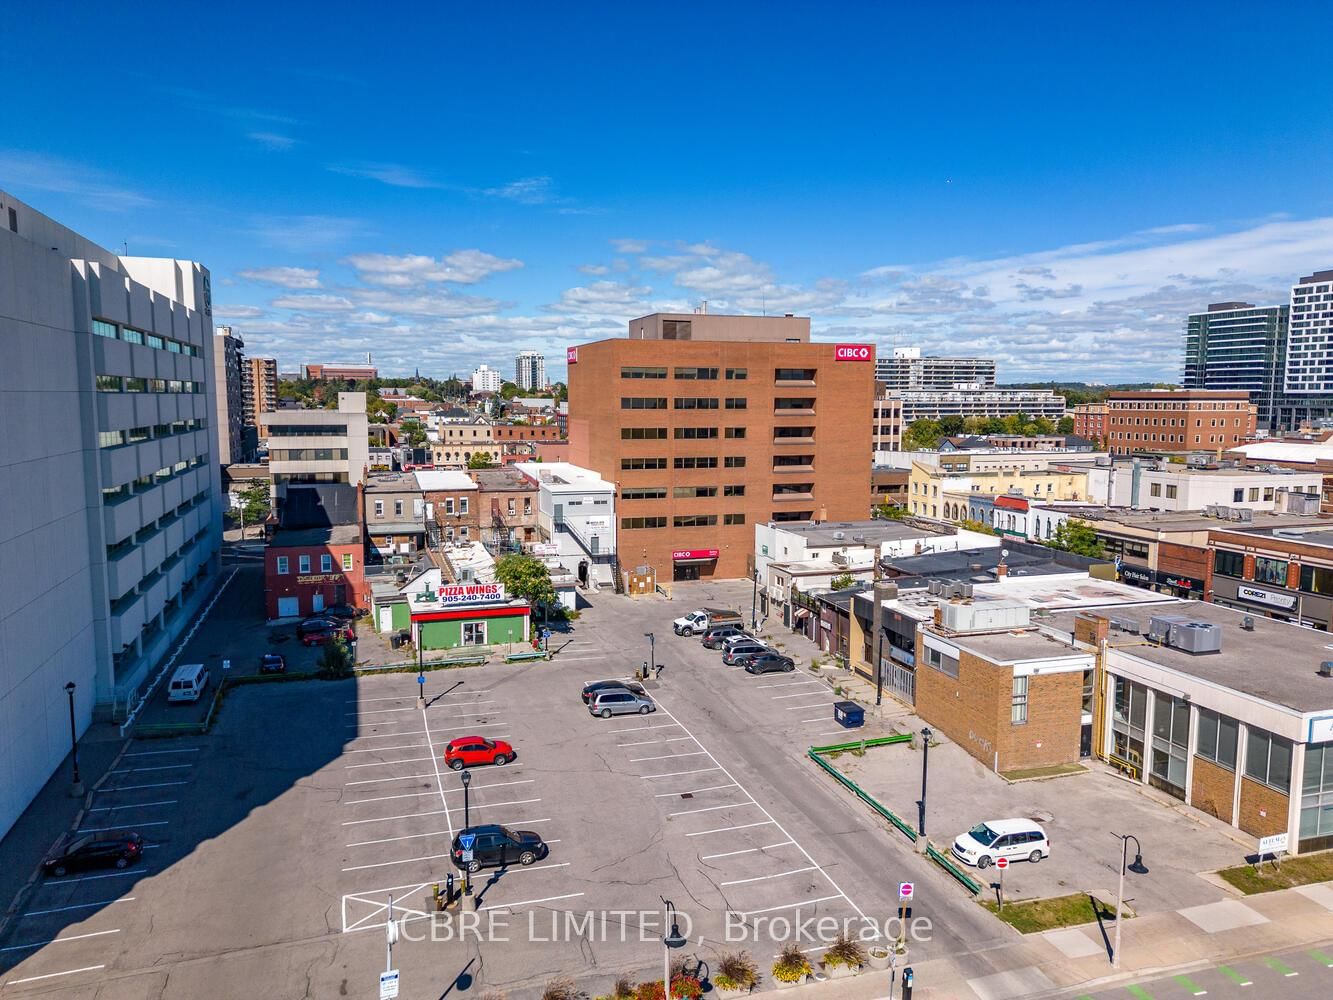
271 524 362 547
769 520 943 547
946 628 1087 663
414 470 477 492
364 473 421 493
512 462 614 492
1084 510 1332 533
1045 601 1333 713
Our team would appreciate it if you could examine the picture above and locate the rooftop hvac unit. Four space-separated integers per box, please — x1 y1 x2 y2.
852 534 866 542
1205 505 1220 518
927 580 943 595
1241 616 1255 631
1213 505 1231 519
833 531 846 540
1170 621 1223 654
938 601 1031 633
1235 508 1253 522
881 582 899 600
1320 662 1333 678
961 583 974 598
1148 614 1189 644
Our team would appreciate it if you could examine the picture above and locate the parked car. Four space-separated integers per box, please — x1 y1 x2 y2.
588 689 656 718
701 624 750 649
951 819 1050 869
43 832 143 877
443 736 515 770
260 653 286 674
581 679 647 704
451 824 548 873
300 623 355 647
297 617 341 638
322 604 367 622
167 662 210 703
672 607 743 636
722 640 770 665
744 653 796 674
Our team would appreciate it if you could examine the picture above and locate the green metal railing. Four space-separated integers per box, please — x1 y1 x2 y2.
925 843 983 894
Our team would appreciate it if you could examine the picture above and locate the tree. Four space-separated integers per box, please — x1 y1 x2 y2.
319 635 355 677
468 452 496 469
828 573 856 591
1048 518 1105 558
499 381 521 400
902 419 943 451
494 554 556 614
400 418 427 448
958 518 998 536
1057 416 1075 435
937 414 966 438
874 503 906 520
236 482 270 537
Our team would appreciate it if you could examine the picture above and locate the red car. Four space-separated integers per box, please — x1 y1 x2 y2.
443 736 515 771
300 623 354 647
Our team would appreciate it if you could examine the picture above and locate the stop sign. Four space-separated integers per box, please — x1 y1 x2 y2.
995 857 1010 869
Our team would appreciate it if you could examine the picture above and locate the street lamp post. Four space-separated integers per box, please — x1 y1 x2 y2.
64 682 83 797
416 636 426 709
660 898 687 1000
1111 833 1149 969
461 768 472 827
644 632 655 678
750 570 759 630
918 726 932 838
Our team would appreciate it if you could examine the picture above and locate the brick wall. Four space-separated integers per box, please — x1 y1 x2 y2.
1237 776 1289 838
1004 671 1083 770
1190 756 1236 824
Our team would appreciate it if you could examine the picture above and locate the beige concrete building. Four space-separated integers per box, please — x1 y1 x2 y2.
262 391 369 496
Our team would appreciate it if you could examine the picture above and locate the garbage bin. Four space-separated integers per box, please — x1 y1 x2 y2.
833 700 864 729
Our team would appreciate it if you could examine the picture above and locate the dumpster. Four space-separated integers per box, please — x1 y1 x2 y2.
833 700 864 729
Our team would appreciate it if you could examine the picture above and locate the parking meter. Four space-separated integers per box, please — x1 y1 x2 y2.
901 966 913 1000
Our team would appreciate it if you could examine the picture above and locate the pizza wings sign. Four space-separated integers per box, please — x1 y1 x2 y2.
436 583 507 606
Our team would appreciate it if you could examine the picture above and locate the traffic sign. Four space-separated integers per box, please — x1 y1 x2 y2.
459 833 476 850
380 970 400 999
418 674 425 686
995 857 1009 870
461 849 474 863
898 882 914 901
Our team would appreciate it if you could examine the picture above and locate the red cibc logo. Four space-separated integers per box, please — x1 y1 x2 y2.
567 346 578 364
834 344 872 361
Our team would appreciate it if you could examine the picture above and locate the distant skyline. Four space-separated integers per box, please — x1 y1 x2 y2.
5 3 1333 383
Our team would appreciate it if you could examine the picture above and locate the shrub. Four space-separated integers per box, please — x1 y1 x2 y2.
822 932 867 968
772 944 811 983
634 982 664 1000
671 975 703 1000
612 977 636 1000
713 952 759 991
542 979 586 1000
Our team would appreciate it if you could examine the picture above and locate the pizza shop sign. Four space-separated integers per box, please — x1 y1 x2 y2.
436 583 507 606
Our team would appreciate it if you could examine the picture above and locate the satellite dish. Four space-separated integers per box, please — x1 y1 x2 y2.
1001 549 1009 559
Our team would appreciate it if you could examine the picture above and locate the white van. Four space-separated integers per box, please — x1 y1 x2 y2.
951 818 1050 869
167 663 210 704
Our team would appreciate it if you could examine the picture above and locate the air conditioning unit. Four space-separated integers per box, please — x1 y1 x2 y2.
1171 621 1222 654
1320 662 1333 678
831 550 850 566
1241 616 1255 631
927 580 943 595
833 531 846 540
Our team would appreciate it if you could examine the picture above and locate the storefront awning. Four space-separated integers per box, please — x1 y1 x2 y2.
793 608 810 621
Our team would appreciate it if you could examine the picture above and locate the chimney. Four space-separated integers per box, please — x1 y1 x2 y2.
996 562 1008 578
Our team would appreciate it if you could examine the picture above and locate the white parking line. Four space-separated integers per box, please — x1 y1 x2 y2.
342 852 454 873
628 751 707 763
347 829 454 848
686 820 775 837
344 807 453 827
346 799 542 842
348 690 491 704
349 700 498 717
344 780 535 816
480 891 585 912
640 767 721 780
419 695 456 850
700 841 794 860
5 965 107 985
106 780 188 791
0 928 121 953
654 782 738 797
786 703 830 711
123 748 201 757
343 744 426 755
738 895 841 916
43 870 138 886
346 729 429 740
756 680 823 689
344 756 435 770
668 802 755 817
721 866 817 887
24 897 135 917
617 736 695 748
344 772 438 787
771 693 829 701
79 821 168 833
86 799 177 812
608 722 680 733
108 763 193 774
799 717 829 723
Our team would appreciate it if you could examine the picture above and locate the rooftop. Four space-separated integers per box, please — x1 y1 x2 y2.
881 541 1107 587
271 523 363 548
280 484 360 528
471 467 534 491
512 461 614 492
1082 509 1332 534
364 473 421 493
766 519 943 548
1045 601 1333 713
414 470 477 492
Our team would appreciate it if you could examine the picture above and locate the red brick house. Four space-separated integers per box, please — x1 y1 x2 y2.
264 484 368 620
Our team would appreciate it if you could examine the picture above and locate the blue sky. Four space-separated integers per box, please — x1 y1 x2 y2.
4 2 1332 382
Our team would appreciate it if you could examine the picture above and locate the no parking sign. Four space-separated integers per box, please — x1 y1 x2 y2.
898 882 913 902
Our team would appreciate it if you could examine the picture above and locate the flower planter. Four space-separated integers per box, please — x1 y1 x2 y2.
822 964 861 980
866 949 891 971
714 988 749 1000
773 975 807 990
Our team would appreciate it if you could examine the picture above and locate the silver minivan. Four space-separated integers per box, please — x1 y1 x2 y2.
588 689 656 718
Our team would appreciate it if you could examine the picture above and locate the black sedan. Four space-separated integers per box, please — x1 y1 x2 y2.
744 653 796 675
322 604 367 622
580 679 646 704
451 824 548 873
296 617 341 638
260 653 286 674
43 832 143 877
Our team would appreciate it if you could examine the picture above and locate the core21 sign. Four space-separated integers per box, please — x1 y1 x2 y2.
834 344 873 362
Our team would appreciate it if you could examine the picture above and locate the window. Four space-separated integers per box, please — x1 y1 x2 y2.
1300 564 1333 594
1233 488 1245 503
1264 487 1275 501
374 500 384 516
96 374 122 391
674 397 719 409
524 497 532 514
673 514 718 527
460 498 469 514
674 456 718 469
622 487 668 500
462 621 487 645
93 319 118 339
1011 676 1029 724
773 483 814 496
621 516 667 529
723 513 746 525
673 367 718 380
1301 741 1333 851
725 368 747 380
621 367 666 379
342 553 353 571
775 398 815 411
924 644 959 678
725 427 746 438
128 426 150 443
167 340 182 354
1249 488 1260 502
1149 483 1161 497
394 500 403 517
1254 556 1288 586
724 456 747 468
673 486 717 498
298 555 311 574
320 554 333 572
724 398 747 409
675 427 718 439
773 455 812 467
1214 549 1245 577
445 498 455 515
621 397 667 409
124 377 147 393
146 333 164 350
276 556 289 574
1165 484 1178 499
1150 693 1190 797
121 328 144 345
1196 708 1238 770
723 484 745 496
622 427 667 439
507 499 516 516
662 319 692 339
1245 728 1292 793
622 457 667 470
774 426 815 438
775 368 816 382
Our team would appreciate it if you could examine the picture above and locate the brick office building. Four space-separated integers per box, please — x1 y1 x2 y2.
1103 390 1257 455
264 484 368 620
567 313 874 580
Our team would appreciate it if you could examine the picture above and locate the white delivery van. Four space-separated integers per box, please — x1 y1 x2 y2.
168 663 210 704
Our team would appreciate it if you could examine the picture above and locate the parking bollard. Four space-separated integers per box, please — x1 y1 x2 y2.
901 966 913 1000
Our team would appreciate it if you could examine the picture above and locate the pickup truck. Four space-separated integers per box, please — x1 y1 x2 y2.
672 607 743 636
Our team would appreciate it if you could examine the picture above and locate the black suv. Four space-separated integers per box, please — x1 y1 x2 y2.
322 604 366 622
451 824 548 872
743 652 796 674
701 624 750 649
43 832 143 877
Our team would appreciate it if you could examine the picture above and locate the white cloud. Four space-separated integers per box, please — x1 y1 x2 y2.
483 176 558 205
578 263 610 275
0 150 152 212
237 266 322 289
213 304 266 320
611 238 649 254
249 215 365 252
328 162 444 189
345 250 523 287
248 131 298 151
270 293 356 312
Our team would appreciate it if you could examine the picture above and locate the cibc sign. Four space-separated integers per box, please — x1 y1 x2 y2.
566 346 579 365
834 343 872 362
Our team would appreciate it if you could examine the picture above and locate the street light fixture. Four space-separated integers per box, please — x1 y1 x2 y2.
660 897 687 1000
918 726 933 838
1111 832 1148 969
644 632 656 678
416 633 426 709
64 682 83 797
461 768 472 827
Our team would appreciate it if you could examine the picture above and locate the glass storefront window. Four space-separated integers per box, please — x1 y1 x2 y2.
1254 557 1289 586
1149 693 1189 799
1300 741 1333 852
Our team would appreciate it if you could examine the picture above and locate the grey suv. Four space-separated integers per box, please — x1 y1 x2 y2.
589 689 657 718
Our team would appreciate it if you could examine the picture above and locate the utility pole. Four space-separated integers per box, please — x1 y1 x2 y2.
870 559 892 706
